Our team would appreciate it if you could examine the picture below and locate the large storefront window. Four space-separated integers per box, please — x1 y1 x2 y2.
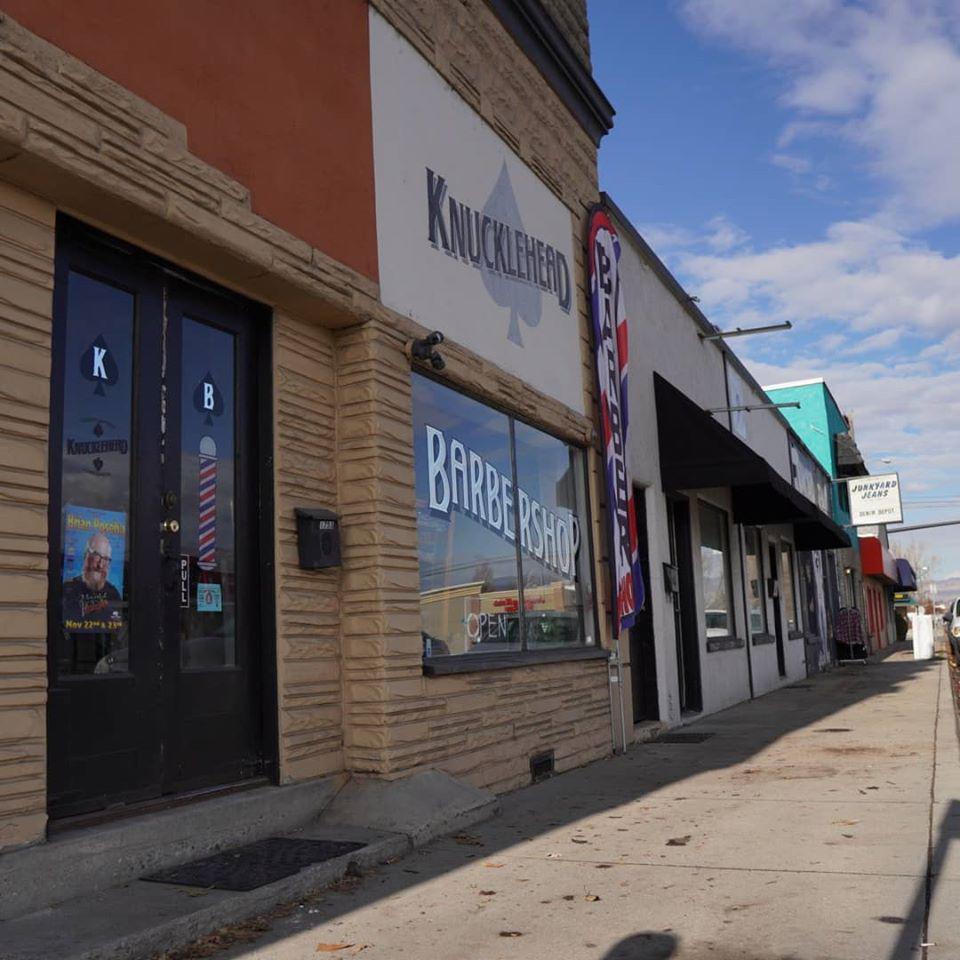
700 502 734 638
413 374 595 659
743 527 766 635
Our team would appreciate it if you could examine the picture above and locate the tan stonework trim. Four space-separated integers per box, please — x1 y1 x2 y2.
0 13 378 330
368 302 596 448
370 0 598 215
0 179 54 851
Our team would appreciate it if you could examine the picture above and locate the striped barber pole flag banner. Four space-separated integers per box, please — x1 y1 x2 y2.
198 435 217 571
587 207 644 636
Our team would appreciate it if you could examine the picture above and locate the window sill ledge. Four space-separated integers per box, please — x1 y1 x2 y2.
751 632 776 646
705 636 745 653
788 630 806 642
423 646 609 676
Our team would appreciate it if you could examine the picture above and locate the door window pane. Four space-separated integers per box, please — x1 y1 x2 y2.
513 420 595 649
699 502 733 638
781 542 799 633
179 318 237 668
413 376 521 656
58 271 135 675
744 527 766 635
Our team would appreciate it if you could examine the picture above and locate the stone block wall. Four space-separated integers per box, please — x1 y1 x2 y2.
335 320 424 774
330 310 614 789
274 313 343 782
370 0 598 211
0 182 54 849
539 0 591 68
0 0 617 854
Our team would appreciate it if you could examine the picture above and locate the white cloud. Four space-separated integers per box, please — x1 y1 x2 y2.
680 0 960 229
771 152 813 174
671 219 960 339
840 327 902 354
704 215 748 252
746 351 960 501
657 1 960 568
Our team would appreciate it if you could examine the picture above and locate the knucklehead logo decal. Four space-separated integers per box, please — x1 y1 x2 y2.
426 164 572 345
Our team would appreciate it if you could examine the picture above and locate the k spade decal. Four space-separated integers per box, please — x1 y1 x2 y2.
80 334 119 396
193 372 224 426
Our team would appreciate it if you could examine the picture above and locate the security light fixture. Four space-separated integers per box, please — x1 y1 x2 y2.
699 321 793 341
409 330 445 370
707 402 800 414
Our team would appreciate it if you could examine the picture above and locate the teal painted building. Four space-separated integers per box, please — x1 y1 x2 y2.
763 378 853 532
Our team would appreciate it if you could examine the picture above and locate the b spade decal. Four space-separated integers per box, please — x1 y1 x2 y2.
80 335 119 396
193 373 224 426
480 162 542 346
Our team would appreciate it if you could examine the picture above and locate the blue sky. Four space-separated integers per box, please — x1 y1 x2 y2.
589 0 960 584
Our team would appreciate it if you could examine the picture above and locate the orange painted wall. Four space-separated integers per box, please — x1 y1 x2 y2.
4 0 378 282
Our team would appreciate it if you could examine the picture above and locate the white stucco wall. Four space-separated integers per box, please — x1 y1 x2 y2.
613 208 811 732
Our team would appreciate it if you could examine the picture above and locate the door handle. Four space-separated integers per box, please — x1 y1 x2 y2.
161 518 180 534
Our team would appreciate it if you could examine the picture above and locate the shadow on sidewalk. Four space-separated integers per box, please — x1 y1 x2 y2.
158 653 944 960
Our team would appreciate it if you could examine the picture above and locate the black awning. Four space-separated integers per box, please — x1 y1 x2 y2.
654 374 850 550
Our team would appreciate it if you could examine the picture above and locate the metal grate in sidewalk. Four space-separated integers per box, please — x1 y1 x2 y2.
143 837 366 892
651 732 715 744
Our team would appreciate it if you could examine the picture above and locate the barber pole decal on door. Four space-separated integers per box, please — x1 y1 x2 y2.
587 207 644 635
197 436 217 571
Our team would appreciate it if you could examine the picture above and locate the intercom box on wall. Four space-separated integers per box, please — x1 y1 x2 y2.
294 507 341 569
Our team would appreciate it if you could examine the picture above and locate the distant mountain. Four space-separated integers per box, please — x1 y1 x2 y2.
930 577 960 601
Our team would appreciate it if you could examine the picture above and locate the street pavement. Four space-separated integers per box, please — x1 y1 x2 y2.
169 648 956 960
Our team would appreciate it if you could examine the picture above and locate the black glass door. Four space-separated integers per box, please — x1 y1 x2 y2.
768 542 787 677
47 218 267 821
161 278 263 792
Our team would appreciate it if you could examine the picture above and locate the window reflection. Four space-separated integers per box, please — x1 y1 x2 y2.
781 542 799 633
744 527 765 635
412 374 595 657
699 502 733 638
513 420 593 649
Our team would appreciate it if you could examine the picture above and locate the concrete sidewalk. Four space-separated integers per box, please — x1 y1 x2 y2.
172 649 956 960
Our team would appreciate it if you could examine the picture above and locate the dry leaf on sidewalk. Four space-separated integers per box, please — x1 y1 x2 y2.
666 836 691 846
584 894 601 902
499 931 523 938
483 862 506 868
479 890 497 896
316 944 354 953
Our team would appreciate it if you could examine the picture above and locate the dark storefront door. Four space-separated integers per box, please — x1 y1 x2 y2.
630 490 659 723
768 542 787 677
47 218 268 821
668 498 702 714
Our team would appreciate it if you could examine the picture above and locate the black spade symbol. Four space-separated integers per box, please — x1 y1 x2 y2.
193 372 224 426
93 421 104 437
480 161 542 346
79 334 119 396
92 457 104 472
